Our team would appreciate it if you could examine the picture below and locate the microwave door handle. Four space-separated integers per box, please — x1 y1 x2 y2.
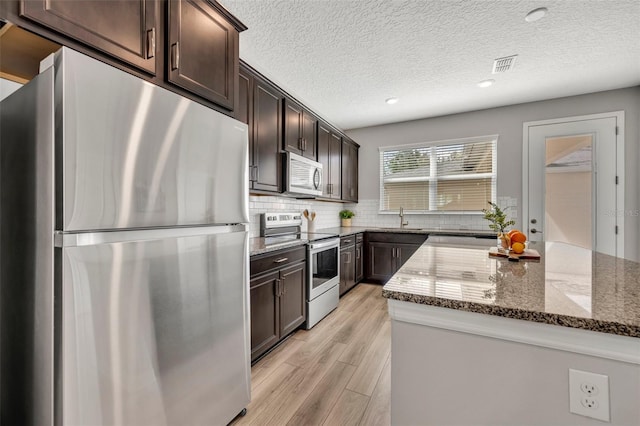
313 168 321 190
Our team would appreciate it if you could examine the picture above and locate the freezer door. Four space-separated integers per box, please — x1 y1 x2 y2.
55 48 249 231
59 227 250 425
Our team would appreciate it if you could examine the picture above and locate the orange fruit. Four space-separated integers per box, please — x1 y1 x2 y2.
510 231 527 244
511 242 525 254
507 229 520 239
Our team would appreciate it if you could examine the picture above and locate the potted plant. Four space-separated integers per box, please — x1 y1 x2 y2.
339 209 355 227
482 201 515 250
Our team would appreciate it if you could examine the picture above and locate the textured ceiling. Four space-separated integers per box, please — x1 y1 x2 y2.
219 0 640 130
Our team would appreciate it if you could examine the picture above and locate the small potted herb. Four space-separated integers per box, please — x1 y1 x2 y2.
339 210 355 227
482 202 515 250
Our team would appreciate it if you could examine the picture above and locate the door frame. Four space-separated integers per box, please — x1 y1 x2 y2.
522 111 625 257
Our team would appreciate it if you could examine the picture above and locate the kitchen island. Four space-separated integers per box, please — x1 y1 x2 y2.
383 239 640 425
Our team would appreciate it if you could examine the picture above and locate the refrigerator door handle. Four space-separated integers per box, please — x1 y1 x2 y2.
55 224 248 247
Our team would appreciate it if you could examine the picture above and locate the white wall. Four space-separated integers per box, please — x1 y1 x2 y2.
0 78 22 101
346 87 640 261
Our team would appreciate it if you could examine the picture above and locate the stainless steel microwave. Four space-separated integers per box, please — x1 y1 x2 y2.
284 152 323 196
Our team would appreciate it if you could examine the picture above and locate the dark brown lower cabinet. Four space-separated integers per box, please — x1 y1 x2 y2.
249 271 279 361
250 246 306 362
279 262 306 336
365 233 427 284
339 244 355 296
339 233 364 296
367 242 396 282
355 242 364 283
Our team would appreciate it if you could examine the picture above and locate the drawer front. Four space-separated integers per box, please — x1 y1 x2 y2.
340 235 356 247
365 232 427 245
250 246 306 276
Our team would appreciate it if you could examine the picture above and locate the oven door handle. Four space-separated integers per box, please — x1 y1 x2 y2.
309 239 340 251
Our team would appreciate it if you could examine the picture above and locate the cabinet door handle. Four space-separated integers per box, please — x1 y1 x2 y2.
392 248 396 258
281 277 286 295
327 183 332 195
274 279 280 297
299 138 304 150
346 252 352 264
250 165 258 182
146 28 156 59
356 248 360 259
343 239 352 244
171 42 180 70
273 257 288 264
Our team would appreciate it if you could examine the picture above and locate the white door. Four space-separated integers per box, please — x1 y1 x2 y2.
523 114 622 257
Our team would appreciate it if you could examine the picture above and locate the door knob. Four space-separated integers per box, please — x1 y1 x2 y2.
531 228 542 234
530 219 537 224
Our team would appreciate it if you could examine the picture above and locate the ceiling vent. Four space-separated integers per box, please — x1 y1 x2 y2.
492 55 518 73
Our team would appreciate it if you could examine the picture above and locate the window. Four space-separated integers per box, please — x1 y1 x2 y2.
379 136 497 213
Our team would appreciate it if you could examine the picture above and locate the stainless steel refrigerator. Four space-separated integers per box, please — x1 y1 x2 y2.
0 47 251 425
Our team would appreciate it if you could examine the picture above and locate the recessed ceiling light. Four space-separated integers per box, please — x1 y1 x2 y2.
525 7 548 22
477 79 495 88
385 97 399 105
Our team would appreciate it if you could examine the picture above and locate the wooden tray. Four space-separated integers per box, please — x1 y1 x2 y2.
488 247 541 261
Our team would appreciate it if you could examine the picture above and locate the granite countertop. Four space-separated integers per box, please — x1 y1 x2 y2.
250 226 494 256
250 237 307 256
317 226 496 238
382 240 640 337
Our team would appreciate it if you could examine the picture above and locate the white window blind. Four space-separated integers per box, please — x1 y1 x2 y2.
380 136 497 213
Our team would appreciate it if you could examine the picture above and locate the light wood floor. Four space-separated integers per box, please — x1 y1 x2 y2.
232 283 391 426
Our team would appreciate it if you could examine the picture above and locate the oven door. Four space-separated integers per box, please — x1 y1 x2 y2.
308 238 340 300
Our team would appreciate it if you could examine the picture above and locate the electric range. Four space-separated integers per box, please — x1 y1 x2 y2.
261 212 340 329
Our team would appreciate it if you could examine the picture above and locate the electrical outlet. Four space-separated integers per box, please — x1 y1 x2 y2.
569 369 610 422
580 383 598 396
581 397 599 409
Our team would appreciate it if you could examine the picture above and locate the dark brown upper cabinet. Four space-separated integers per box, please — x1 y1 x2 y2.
238 63 283 193
20 0 159 74
317 121 342 199
253 74 284 193
341 139 359 202
168 0 246 110
236 67 251 126
283 99 317 160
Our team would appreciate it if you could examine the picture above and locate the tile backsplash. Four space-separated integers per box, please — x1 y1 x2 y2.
248 195 518 236
341 196 518 231
249 195 344 237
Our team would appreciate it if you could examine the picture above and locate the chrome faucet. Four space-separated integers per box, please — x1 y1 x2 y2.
399 206 409 229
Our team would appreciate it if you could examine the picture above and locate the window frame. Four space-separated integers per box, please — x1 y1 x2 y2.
378 135 499 214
